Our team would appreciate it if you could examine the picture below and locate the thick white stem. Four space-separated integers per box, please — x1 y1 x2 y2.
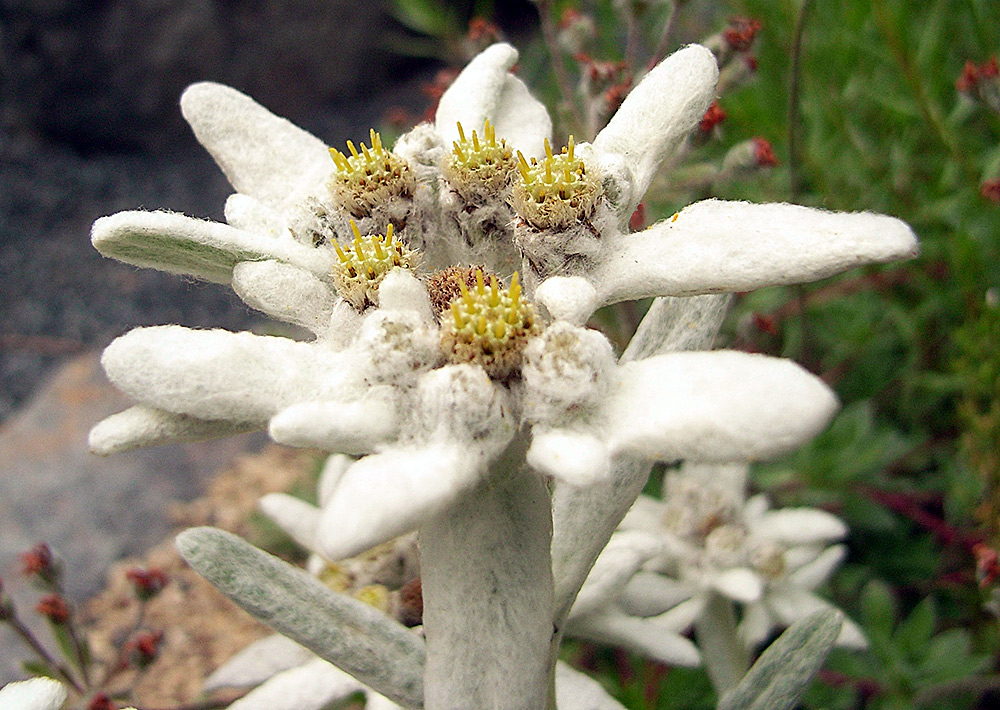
420 439 555 710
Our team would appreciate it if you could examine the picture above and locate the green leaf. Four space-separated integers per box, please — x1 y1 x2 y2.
716 609 842 710
20 661 57 679
176 527 425 709
894 597 935 659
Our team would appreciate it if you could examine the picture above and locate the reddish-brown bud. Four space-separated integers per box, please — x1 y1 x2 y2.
974 543 1000 588
699 101 727 133
629 203 646 232
124 629 164 668
723 17 763 52
20 543 57 583
399 576 423 628
752 137 779 167
125 567 168 600
36 593 70 624
981 179 1000 204
752 313 779 336
87 692 116 710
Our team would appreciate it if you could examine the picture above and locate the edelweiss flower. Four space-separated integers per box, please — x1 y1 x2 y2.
87 41 915 708
613 462 865 650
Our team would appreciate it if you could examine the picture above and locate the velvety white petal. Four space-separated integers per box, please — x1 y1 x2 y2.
435 43 550 156
0 678 67 710
621 572 695 617
317 444 486 560
788 544 847 590
227 657 363 710
595 199 919 306
88 404 260 455
318 454 353 507
259 494 321 550
92 210 331 283
754 508 848 545
224 193 289 236
619 494 667 533
268 394 400 454
534 276 599 326
593 44 719 212
203 634 314 691
569 611 702 667
527 429 611 486
232 260 337 334
491 72 552 159
737 601 774 648
181 82 333 210
653 596 705 633
606 351 839 462
742 492 770 521
555 662 626 710
572 530 665 619
102 326 355 421
766 588 867 649
711 568 764 603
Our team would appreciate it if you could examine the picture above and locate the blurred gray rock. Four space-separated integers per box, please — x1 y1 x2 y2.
0 0 397 149
0 351 265 681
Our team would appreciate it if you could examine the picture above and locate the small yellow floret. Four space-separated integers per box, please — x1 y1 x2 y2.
440 268 539 380
512 136 602 230
332 220 419 311
329 129 414 218
442 120 517 203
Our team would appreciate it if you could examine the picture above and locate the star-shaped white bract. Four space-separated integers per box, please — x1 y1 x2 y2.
615 462 866 650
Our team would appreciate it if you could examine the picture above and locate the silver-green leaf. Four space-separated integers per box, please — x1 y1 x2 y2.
717 609 842 710
175 526 425 708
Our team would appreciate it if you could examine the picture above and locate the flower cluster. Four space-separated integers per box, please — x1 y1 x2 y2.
85 41 916 710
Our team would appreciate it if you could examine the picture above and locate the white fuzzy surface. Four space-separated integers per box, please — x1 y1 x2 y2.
88 404 259 455
434 43 551 158
232 260 337 335
606 351 839 462
596 199 919 305
593 45 719 212
181 82 333 212
101 326 357 421
0 678 67 710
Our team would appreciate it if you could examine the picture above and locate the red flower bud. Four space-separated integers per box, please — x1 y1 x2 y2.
124 629 164 668
20 543 56 580
723 17 763 52
752 137 778 167
981 179 1000 204
87 692 116 710
699 101 727 133
125 567 168 600
629 203 646 232
36 593 70 624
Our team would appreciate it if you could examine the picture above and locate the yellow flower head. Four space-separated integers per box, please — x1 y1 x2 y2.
329 129 415 218
440 269 539 380
512 137 601 230
332 221 420 311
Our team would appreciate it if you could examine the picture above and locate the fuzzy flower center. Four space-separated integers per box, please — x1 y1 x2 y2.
443 120 517 201
512 137 601 230
332 221 419 311
440 269 539 380
329 129 414 217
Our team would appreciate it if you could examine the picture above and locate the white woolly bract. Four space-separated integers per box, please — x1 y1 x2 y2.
593 44 719 213
605 351 839 462
101 326 359 422
594 199 920 307
88 404 259 456
434 43 551 158
232 260 337 335
180 82 333 212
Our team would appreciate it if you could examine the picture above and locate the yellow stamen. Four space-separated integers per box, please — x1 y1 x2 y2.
451 301 465 328
457 121 466 143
